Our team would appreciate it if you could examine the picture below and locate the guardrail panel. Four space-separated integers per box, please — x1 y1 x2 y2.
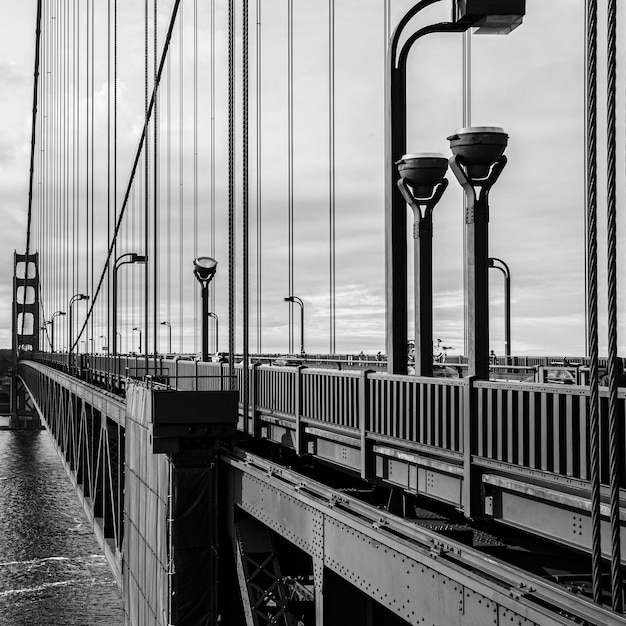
301 369 360 429
369 374 464 453
474 381 626 485
256 366 296 416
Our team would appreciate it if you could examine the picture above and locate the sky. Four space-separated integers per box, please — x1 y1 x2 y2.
1 1 625 358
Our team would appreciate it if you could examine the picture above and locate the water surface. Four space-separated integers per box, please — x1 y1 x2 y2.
0 429 124 625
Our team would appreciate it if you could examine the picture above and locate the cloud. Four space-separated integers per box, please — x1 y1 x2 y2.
0 61 23 87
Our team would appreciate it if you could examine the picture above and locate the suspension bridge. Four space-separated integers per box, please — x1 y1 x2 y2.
9 0 626 624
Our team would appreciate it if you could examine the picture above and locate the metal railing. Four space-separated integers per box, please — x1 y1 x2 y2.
28 352 626 488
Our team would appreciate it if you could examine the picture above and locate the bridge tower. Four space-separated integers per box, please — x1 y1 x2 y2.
11 252 41 429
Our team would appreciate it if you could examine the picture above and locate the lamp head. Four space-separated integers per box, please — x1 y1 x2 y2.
193 256 218 285
396 153 448 199
454 0 525 35
131 254 147 263
447 126 508 179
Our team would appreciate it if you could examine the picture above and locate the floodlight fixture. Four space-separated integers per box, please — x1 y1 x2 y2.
396 153 449 200
453 0 525 35
447 126 508 179
193 256 218 285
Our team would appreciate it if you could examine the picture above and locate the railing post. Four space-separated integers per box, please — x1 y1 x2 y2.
360 370 374 480
250 362 261 438
462 375 480 518
295 366 306 455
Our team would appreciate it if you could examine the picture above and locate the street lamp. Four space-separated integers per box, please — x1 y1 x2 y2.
51 310 66 353
193 256 218 362
448 126 508 379
385 0 525 373
160 321 172 354
488 257 511 360
397 153 449 376
132 327 143 354
68 293 89 367
42 321 52 351
112 253 147 356
284 296 305 355
207 313 219 353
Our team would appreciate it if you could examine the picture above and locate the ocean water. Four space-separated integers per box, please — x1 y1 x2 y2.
0 428 124 626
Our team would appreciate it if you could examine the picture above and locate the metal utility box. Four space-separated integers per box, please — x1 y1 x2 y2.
138 387 238 454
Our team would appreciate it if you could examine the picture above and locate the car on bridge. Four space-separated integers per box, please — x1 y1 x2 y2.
272 357 304 367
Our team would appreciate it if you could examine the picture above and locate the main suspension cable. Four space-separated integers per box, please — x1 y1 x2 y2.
22 0 42 339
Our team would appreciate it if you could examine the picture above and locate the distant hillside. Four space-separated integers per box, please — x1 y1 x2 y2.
0 350 13 376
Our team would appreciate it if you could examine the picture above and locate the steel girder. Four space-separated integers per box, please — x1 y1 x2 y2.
224 449 626 626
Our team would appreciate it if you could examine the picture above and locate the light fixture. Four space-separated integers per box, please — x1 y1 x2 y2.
396 153 449 199
447 126 508 179
454 0 525 35
193 257 218 285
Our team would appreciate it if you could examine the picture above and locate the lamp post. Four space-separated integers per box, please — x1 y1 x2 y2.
385 0 525 373
112 253 147 356
132 327 142 354
488 257 511 360
397 153 449 376
284 296 305 355
51 310 66 353
207 313 219 353
99 335 108 352
448 126 508 379
193 257 218 362
68 294 89 368
160 321 172 354
42 321 52 351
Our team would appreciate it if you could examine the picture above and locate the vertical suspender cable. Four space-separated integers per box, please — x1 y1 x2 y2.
328 0 336 355
462 30 471 358
107 0 111 356
144 0 150 365
53 5 57 324
228 0 236 385
72 0 76 303
179 7 184 352
255 0 262 353
90 0 95 348
287 0 294 353
585 0 603 606
113 0 118 354
194 0 199 349
153 0 159 368
86 0 90 349
605 0 622 611
22 0 43 339
211 0 216 326
76 0 81 313
63 1 69 312
243 0 250 435
167 41 172 344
